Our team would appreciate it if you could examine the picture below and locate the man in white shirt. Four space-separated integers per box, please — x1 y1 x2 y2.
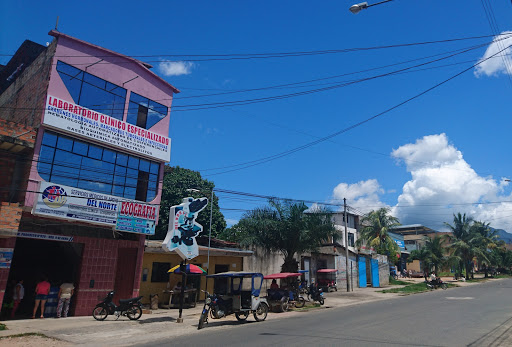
57 282 75 318
11 279 24 319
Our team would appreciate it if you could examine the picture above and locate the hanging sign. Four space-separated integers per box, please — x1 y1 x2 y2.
162 197 208 260
0 248 14 269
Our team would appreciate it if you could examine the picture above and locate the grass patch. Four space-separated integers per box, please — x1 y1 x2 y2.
0 323 6 331
380 282 431 294
0 332 51 340
292 302 321 311
389 278 410 286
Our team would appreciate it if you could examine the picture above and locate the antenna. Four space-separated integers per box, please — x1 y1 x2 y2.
55 16 59 31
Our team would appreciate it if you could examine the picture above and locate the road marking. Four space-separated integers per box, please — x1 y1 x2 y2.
445 297 474 300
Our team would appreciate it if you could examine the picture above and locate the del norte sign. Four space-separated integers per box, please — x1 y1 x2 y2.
162 197 208 260
33 182 157 235
43 95 170 162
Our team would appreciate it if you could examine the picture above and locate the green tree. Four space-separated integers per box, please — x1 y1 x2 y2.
153 166 226 240
230 199 337 273
357 208 401 262
409 236 446 276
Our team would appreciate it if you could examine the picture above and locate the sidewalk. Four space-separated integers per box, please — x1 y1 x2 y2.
0 276 498 346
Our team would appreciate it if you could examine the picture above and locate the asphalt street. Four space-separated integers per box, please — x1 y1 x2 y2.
145 278 512 347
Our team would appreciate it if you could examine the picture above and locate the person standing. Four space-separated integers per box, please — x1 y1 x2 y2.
56 281 74 318
32 277 50 319
10 279 24 319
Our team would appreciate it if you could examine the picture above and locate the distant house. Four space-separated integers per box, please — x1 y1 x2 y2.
391 224 439 273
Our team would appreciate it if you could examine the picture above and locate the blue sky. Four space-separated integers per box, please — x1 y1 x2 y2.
2 0 512 232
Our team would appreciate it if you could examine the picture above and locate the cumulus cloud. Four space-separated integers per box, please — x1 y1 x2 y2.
332 179 388 213
225 218 239 227
391 134 512 231
330 134 512 232
474 31 512 77
159 61 194 76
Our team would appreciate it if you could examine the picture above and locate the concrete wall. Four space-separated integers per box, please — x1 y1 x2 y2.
334 253 358 289
243 246 284 275
374 254 390 287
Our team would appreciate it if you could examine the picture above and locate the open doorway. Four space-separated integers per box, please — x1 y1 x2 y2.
4 238 83 319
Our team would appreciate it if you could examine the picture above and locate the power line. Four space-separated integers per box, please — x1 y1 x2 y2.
196 42 512 177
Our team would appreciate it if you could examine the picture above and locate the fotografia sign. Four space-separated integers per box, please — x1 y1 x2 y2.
32 182 157 235
43 95 171 162
162 197 208 260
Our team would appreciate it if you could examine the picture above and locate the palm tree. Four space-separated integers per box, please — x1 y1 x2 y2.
408 236 446 278
357 208 401 259
234 199 337 273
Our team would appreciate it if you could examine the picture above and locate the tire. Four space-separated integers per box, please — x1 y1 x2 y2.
441 283 448 290
393 274 398 280
198 309 208 330
280 297 289 312
318 297 325 305
93 306 108 321
295 296 306 308
127 305 142 320
235 311 249 321
253 302 269 322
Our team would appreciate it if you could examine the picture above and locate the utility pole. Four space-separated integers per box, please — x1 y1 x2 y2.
344 198 350 292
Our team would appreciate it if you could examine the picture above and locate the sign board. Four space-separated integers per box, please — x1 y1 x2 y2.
162 197 208 260
43 95 171 162
0 248 13 269
32 182 157 235
17 232 73 242
393 239 405 249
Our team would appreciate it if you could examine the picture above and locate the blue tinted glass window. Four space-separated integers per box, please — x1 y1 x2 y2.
37 130 160 202
73 141 88 155
57 137 73 151
103 149 116 163
56 61 126 120
128 157 139 169
88 145 102 160
127 92 167 129
42 132 57 147
150 162 159 174
116 153 128 167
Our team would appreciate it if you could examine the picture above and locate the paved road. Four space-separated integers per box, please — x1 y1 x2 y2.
144 278 512 347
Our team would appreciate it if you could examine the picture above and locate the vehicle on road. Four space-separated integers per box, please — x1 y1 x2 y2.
317 269 338 292
425 279 448 290
264 272 306 312
92 291 143 321
198 272 269 330
308 282 325 305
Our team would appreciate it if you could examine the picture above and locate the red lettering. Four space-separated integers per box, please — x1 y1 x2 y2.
58 100 63 108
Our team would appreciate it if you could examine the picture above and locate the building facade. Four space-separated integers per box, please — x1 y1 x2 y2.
0 31 178 317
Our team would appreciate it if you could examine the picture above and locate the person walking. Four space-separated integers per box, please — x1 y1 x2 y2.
10 279 24 319
32 277 50 319
56 281 74 318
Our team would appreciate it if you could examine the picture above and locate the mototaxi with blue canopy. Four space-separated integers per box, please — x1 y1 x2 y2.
206 271 268 312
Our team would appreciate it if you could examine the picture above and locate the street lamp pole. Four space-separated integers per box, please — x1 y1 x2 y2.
349 0 393 14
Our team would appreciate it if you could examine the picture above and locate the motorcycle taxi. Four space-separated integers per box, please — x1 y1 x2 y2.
264 272 306 312
198 271 269 329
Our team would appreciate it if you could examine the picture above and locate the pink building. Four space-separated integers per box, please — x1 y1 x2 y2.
0 31 178 317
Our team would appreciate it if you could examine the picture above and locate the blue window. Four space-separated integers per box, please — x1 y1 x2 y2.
38 131 161 202
126 92 167 130
56 61 127 120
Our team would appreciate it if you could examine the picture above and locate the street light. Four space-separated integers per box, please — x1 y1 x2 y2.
349 0 393 14
186 188 214 276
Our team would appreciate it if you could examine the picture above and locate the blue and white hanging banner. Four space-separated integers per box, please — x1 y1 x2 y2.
17 232 74 242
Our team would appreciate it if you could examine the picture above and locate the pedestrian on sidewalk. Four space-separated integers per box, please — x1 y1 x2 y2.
32 276 50 319
10 279 24 319
56 281 75 318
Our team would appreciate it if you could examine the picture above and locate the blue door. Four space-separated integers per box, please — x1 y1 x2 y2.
358 258 367 288
371 259 380 288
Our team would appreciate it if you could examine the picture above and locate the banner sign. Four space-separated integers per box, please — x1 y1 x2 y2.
17 232 73 242
393 239 405 249
43 95 171 162
0 248 14 269
162 197 208 260
32 182 157 235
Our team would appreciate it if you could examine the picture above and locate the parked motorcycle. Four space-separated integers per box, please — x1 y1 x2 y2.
425 279 447 290
92 291 143 321
308 283 324 305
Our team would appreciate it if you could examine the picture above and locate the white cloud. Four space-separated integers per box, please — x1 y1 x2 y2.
226 218 239 227
391 134 512 231
330 134 512 232
159 61 194 76
332 179 388 213
474 31 512 77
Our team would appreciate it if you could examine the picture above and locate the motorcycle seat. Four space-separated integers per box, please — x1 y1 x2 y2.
119 296 143 304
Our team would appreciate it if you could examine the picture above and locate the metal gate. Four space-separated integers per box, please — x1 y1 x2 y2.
358 258 367 288
371 259 380 288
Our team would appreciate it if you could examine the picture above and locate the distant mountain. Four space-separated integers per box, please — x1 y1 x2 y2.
494 229 512 244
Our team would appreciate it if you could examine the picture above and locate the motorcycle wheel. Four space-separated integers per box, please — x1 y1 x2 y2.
198 309 208 330
253 302 269 322
127 305 142 320
92 306 108 321
280 297 289 312
235 311 249 321
318 297 325 305
441 283 448 290
295 296 306 308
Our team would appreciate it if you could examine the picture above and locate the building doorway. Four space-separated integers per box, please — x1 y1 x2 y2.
213 264 229 294
113 248 138 303
5 238 83 318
